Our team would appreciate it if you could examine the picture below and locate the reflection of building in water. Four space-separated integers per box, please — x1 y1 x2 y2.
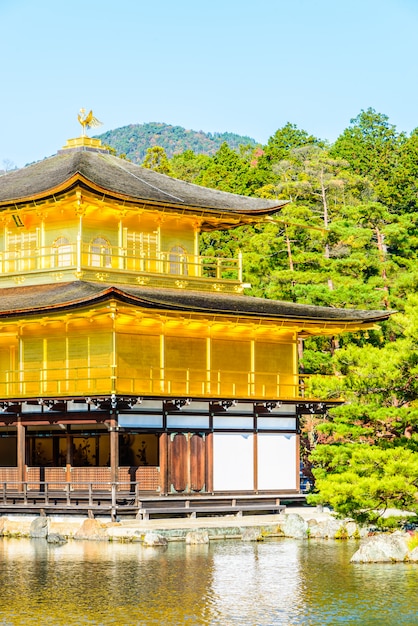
0 125 391 496
211 542 304 622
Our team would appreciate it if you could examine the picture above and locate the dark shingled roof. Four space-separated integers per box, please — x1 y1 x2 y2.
0 281 392 325
0 149 286 217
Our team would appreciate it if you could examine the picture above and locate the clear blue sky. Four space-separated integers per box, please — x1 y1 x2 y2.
1 0 418 168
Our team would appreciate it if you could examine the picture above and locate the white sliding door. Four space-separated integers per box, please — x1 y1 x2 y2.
213 433 254 491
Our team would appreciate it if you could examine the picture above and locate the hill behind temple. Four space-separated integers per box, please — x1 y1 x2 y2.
96 121 257 163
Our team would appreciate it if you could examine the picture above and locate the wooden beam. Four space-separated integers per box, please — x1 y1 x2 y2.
16 418 26 490
109 418 119 484
206 432 213 493
159 432 168 495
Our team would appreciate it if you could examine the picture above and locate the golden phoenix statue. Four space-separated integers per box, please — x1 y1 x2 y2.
78 109 103 136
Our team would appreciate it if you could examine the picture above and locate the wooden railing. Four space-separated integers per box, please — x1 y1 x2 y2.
0 480 143 521
0 481 291 521
0 243 242 283
0 367 328 401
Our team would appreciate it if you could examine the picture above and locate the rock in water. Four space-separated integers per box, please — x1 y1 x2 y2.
29 516 49 539
350 532 410 563
47 533 67 544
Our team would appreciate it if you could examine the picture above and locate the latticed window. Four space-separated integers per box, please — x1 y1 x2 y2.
5 230 38 271
90 237 112 268
169 245 188 275
126 232 158 271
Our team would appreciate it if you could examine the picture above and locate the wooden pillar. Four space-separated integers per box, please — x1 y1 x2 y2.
159 432 168 495
206 432 213 493
109 417 119 484
16 418 26 491
66 430 73 483
253 432 258 493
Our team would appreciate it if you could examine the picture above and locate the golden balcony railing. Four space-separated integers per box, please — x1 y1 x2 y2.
0 366 333 402
0 242 243 284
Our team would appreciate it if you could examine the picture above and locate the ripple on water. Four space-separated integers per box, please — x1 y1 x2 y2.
0 537 417 625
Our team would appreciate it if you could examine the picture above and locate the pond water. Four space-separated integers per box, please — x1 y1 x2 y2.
0 537 417 625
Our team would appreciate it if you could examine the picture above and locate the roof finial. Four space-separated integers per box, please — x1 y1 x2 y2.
78 108 103 136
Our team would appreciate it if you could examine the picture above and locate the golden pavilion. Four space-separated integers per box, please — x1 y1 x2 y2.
0 128 390 506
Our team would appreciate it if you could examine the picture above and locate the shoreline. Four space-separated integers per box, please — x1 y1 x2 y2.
0 506 364 543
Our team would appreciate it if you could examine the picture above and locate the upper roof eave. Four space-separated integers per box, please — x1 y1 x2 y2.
0 149 287 222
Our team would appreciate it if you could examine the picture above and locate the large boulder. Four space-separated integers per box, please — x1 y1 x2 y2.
279 513 308 538
350 532 410 563
29 516 49 539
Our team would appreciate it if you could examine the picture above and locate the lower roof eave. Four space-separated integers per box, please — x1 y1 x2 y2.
0 280 393 328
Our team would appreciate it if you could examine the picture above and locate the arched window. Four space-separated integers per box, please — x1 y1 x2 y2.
53 237 72 267
169 245 188 275
90 237 112 268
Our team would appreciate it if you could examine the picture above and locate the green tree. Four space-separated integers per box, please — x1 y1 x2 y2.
195 142 254 195
169 150 211 183
142 146 173 175
392 128 418 212
256 122 324 186
331 108 404 206
308 444 418 525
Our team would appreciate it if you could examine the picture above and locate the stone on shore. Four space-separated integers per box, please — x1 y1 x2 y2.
279 513 308 538
241 527 264 542
73 518 109 541
307 518 359 539
143 532 168 547
185 530 209 545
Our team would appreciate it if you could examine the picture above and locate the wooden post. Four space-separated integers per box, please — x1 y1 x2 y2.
66 429 73 484
253 432 258 493
159 432 168 494
16 418 26 492
206 432 213 493
109 417 119 485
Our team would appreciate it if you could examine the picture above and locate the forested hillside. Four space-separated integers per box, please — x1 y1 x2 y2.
96 122 256 163
137 108 418 526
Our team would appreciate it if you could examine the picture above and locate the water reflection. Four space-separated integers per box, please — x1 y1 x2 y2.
0 537 417 625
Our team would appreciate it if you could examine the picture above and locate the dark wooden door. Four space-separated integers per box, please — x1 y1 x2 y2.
190 433 205 492
169 433 188 492
168 433 206 493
